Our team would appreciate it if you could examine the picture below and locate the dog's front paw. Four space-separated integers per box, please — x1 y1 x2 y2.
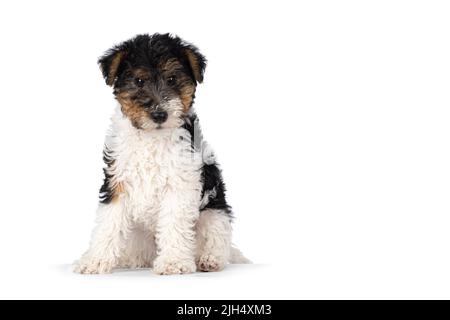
73 257 115 274
153 257 196 275
197 254 225 272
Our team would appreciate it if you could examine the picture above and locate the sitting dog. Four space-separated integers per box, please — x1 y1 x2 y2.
74 33 249 275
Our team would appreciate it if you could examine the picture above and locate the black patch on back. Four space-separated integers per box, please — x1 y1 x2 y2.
181 112 202 151
201 164 231 214
182 112 232 215
99 147 115 204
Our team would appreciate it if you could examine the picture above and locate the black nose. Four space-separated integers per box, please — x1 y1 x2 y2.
150 111 168 124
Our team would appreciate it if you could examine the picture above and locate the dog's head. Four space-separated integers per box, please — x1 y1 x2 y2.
99 33 206 130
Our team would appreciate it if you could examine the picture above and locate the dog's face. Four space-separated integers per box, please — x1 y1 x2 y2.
99 34 206 130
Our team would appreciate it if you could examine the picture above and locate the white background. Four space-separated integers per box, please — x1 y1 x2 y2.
0 0 449 299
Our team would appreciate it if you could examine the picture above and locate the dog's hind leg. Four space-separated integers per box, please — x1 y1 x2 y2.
73 200 131 274
195 209 233 272
118 226 155 269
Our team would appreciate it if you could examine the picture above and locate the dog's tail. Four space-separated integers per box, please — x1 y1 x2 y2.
229 245 252 264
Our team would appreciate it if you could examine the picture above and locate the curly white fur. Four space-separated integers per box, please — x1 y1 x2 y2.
74 106 248 275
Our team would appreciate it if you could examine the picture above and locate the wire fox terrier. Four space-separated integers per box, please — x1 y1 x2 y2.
74 33 249 275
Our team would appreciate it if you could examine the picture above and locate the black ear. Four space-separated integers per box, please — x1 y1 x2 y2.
98 47 126 86
182 44 206 84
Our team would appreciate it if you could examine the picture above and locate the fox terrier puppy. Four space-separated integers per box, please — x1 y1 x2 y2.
74 33 249 275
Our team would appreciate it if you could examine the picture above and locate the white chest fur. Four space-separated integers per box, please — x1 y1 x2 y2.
106 109 203 228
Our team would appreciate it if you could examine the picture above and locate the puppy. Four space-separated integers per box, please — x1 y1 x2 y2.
74 33 249 275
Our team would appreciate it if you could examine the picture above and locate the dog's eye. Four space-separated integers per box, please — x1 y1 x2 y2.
135 77 145 87
167 76 177 86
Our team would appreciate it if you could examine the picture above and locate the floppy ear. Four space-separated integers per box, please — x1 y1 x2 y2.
182 45 206 84
98 47 126 86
